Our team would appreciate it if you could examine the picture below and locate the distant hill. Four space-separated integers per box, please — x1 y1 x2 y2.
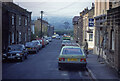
32 16 73 30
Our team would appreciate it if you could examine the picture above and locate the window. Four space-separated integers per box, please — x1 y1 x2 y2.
12 14 14 25
62 48 83 55
25 19 27 26
19 16 21 25
111 30 115 50
19 32 21 42
96 31 100 46
89 33 93 41
12 33 14 43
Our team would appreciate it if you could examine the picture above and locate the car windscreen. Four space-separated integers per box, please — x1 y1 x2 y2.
62 48 83 55
7 45 23 51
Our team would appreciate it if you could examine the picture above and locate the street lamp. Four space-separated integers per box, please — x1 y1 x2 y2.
40 11 43 38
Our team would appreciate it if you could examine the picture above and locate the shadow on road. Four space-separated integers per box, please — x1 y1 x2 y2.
59 67 87 72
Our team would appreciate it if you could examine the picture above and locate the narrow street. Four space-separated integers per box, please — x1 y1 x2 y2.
2 39 92 80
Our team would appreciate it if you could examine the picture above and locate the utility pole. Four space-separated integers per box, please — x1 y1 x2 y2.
40 11 43 38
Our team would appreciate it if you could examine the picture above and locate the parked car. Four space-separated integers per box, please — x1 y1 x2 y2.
44 37 49 44
45 37 52 42
65 43 80 47
40 39 45 48
52 35 56 39
43 38 48 45
2 44 28 62
47 37 52 42
25 42 39 53
32 40 42 50
46 39 49 44
58 46 87 70
62 35 71 40
52 34 59 39
56 36 60 39
61 40 71 48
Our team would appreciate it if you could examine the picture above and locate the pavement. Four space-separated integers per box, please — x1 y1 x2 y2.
87 50 120 80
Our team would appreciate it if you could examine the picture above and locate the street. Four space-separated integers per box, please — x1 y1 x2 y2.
2 39 92 80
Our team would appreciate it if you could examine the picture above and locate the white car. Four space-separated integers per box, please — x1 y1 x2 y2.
32 40 42 50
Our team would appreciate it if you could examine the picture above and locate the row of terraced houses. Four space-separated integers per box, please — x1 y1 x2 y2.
73 0 120 73
2 2 54 52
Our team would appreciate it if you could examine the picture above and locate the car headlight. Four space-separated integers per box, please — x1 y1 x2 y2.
3 54 7 56
16 53 20 56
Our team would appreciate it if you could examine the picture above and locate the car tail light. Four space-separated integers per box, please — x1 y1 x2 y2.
33 47 36 49
80 58 86 62
59 58 65 61
20 53 23 55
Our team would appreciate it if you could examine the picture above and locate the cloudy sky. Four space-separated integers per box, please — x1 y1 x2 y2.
13 0 94 18
13 0 94 30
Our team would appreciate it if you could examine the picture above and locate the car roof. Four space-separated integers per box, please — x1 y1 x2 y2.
62 46 81 49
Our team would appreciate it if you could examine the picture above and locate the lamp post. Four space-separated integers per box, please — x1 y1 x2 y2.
40 11 43 38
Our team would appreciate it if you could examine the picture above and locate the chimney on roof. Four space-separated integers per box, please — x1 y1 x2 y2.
92 3 94 8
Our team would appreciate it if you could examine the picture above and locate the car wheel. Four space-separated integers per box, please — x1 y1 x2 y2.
25 55 27 59
58 67 63 70
20 56 24 62
35 50 38 54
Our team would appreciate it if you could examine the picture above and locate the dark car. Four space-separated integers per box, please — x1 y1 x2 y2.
25 42 39 53
2 44 28 62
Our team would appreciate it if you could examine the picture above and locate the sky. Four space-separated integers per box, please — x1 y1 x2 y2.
13 0 94 18
13 0 94 30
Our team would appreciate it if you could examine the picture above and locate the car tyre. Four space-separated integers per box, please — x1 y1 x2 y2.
35 50 38 54
20 56 24 62
58 67 63 70
25 55 27 59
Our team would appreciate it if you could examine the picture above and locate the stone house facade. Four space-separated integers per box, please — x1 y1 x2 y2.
107 3 120 73
34 18 49 37
2 2 32 52
73 16 79 42
94 0 120 73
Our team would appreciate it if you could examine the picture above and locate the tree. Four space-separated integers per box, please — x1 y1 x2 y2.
64 22 70 30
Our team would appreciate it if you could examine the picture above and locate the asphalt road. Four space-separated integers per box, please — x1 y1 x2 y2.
2 39 92 80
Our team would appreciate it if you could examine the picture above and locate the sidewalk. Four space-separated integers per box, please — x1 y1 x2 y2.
87 52 119 80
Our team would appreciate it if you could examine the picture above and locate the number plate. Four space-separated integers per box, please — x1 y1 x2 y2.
8 56 15 59
27 48 31 49
68 58 78 61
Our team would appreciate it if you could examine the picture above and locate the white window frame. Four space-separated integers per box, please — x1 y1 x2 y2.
19 16 21 26
12 14 14 25
111 30 115 50
19 32 21 42
25 18 27 26
89 33 93 41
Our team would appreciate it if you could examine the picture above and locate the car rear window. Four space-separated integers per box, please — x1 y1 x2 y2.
62 48 83 55
62 40 71 43
26 42 36 46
